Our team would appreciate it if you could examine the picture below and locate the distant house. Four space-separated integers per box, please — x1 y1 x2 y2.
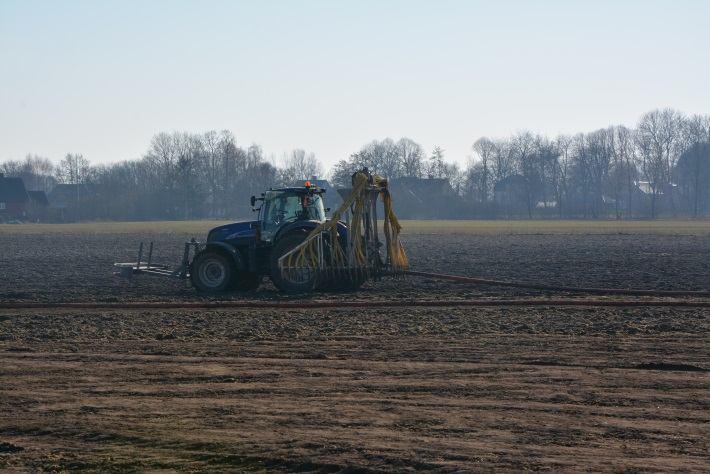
289 176 332 191
630 180 680 216
48 184 96 209
309 176 331 191
635 180 677 196
0 173 30 221
390 176 454 199
28 190 49 207
27 191 50 221
493 175 529 213
535 200 557 209
48 183 98 221
290 176 342 214
636 180 655 195
387 176 463 219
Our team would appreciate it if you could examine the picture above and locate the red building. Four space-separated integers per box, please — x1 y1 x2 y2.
0 173 30 222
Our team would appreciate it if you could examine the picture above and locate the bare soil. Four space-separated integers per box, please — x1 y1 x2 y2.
1 230 709 471
2 231 710 302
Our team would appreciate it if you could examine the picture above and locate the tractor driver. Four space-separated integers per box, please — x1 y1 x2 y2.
298 195 313 220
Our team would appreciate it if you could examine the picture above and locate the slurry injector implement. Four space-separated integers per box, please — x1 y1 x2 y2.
115 169 408 293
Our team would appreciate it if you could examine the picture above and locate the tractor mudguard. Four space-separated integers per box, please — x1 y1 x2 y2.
273 219 348 244
202 242 246 271
273 220 320 242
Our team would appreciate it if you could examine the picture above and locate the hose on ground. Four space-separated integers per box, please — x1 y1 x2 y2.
405 270 710 298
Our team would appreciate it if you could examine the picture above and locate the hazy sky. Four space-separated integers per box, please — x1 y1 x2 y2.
1 0 709 169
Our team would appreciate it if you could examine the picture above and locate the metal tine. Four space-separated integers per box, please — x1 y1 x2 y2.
137 242 144 269
147 242 153 269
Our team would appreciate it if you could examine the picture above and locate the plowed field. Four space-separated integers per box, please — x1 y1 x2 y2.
1 221 709 471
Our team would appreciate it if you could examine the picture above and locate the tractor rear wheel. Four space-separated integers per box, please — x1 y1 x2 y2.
270 233 317 293
333 269 366 291
236 272 261 292
319 238 366 291
190 250 236 293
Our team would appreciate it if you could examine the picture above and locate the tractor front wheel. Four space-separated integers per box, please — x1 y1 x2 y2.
190 250 235 293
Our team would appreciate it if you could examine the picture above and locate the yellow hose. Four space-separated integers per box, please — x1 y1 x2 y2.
280 170 408 282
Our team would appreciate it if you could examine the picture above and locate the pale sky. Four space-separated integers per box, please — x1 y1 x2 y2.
1 0 709 169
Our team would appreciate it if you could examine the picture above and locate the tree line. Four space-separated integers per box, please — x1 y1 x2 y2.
1 108 709 221
332 109 710 219
1 131 322 220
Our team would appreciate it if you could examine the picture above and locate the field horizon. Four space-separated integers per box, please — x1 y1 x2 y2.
3 218 710 236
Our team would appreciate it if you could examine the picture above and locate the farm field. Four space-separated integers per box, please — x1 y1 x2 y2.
4 218 710 235
1 220 709 471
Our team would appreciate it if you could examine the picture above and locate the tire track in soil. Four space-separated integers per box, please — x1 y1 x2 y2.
1 232 710 471
1 305 709 471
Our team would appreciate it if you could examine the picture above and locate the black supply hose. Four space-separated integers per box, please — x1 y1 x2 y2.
405 270 710 298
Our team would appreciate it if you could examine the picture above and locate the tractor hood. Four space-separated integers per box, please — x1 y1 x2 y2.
207 220 257 242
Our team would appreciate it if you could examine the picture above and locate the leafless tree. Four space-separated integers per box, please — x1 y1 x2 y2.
585 129 612 218
57 153 90 184
677 115 710 216
3 108 710 222
608 126 637 218
636 109 684 217
426 146 447 179
490 138 515 186
511 132 539 218
398 138 425 178
280 149 322 184
1 155 56 192
552 135 572 217
471 138 495 203
349 138 400 178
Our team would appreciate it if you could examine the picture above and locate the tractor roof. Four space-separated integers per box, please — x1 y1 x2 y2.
269 186 325 195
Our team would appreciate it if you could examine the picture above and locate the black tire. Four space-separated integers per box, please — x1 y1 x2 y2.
270 233 317 294
190 250 236 293
236 272 261 292
320 237 366 291
332 269 367 291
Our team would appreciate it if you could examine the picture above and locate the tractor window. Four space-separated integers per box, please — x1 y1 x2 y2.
261 192 325 238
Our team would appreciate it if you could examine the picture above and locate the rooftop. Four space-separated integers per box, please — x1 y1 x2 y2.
0 175 30 202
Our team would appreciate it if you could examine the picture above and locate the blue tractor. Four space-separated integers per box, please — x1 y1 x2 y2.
116 182 356 293
115 170 408 293
191 182 351 293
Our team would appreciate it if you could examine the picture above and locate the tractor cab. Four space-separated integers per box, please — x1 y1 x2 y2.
256 185 326 242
